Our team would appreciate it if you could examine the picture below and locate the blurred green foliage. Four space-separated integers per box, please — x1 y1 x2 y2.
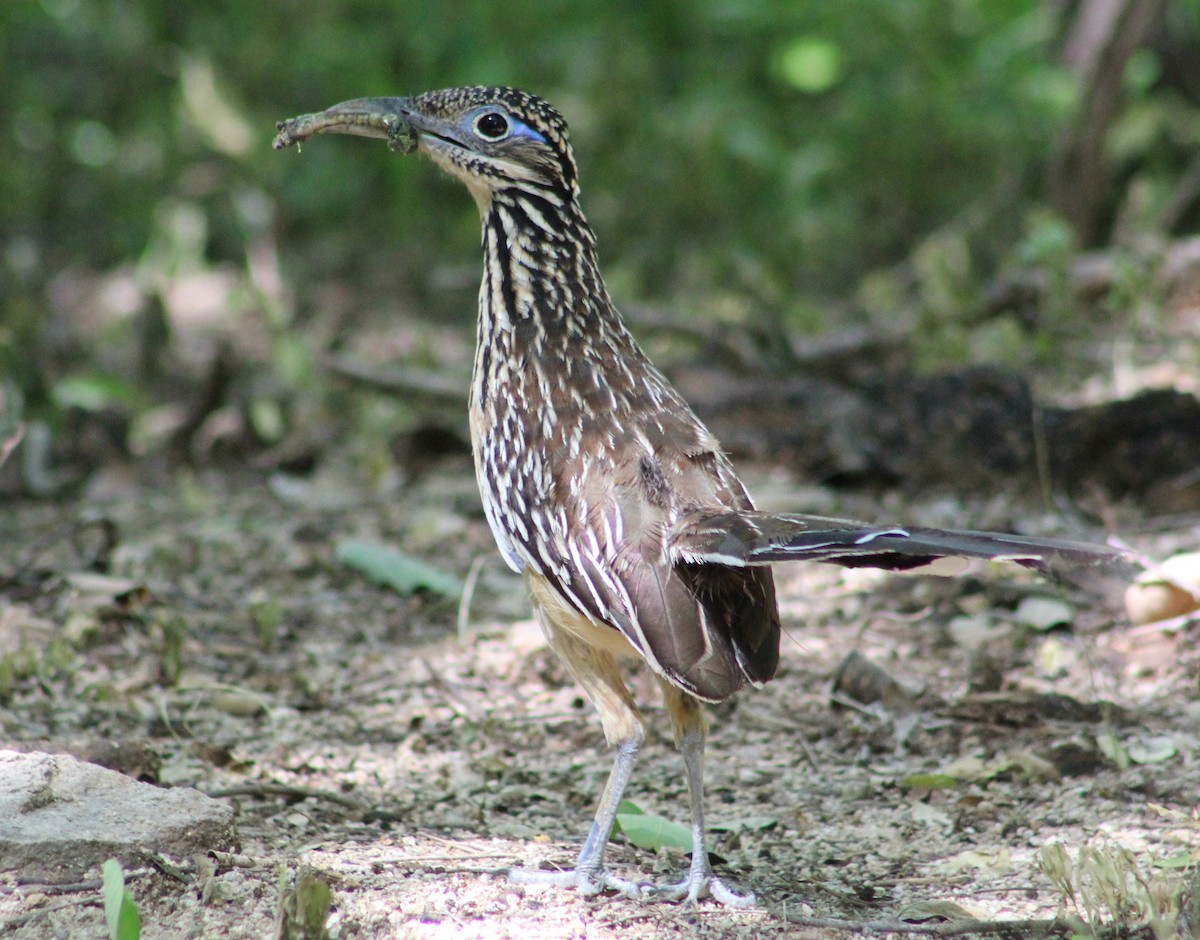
2 0 1080 299
8 0 1200 292
2 0 1199 470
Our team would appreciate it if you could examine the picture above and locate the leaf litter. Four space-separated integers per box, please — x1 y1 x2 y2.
0 469 1196 938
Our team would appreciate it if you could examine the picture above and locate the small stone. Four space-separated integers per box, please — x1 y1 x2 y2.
0 750 236 881
1012 596 1073 631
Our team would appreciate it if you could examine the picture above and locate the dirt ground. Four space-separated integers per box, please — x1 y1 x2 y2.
1 448 1197 939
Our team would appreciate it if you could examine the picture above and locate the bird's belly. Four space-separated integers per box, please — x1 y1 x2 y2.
525 569 639 660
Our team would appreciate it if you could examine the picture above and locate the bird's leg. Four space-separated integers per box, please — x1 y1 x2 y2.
508 602 647 898
512 582 752 904
650 684 755 907
509 735 645 898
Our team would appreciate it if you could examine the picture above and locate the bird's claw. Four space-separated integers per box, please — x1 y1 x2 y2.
508 866 753 908
507 865 645 900
646 874 756 908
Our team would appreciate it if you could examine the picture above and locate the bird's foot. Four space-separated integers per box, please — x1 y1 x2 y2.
647 873 755 908
507 865 645 900
509 864 754 908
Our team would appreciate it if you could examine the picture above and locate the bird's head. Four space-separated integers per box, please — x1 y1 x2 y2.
280 87 580 212
403 87 579 207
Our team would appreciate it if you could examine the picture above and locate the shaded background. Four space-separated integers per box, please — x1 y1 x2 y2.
2 0 1199 496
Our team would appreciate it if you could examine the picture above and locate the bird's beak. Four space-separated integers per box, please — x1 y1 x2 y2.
274 97 420 153
274 95 494 210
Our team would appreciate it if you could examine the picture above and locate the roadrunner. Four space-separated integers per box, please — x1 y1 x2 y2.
275 87 1125 906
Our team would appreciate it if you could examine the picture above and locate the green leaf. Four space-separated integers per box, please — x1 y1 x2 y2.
897 899 978 924
901 773 960 791
614 804 693 854
1095 731 1130 770
1153 850 1197 870
102 859 123 938
294 870 334 937
53 374 139 412
277 866 333 940
335 539 462 598
115 896 141 940
1126 735 1178 765
102 859 141 940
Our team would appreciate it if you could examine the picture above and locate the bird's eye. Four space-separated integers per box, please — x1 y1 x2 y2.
474 111 510 141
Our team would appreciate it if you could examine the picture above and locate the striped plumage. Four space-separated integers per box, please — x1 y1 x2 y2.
462 89 780 705
276 87 1126 906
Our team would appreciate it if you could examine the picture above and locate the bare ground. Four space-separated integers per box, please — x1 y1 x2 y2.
1 459 1197 939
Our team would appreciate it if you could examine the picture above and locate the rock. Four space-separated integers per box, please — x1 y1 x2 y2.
0 750 236 882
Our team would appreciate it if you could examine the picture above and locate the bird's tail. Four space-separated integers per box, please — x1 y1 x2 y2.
671 510 1128 576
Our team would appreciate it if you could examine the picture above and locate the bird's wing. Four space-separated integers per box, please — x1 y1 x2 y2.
519 386 780 703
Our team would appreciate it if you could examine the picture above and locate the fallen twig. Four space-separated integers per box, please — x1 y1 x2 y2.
774 910 1141 938
205 781 366 813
